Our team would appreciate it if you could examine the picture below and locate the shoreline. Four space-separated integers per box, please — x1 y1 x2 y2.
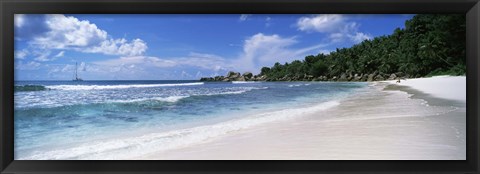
136 76 466 160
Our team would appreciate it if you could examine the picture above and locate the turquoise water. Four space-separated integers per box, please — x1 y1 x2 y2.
14 80 366 159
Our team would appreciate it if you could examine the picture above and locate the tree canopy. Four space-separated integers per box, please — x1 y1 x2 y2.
259 14 466 81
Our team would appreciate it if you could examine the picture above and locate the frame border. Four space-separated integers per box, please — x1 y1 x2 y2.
1 0 479 173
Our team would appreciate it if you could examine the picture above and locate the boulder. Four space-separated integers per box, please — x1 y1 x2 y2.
374 74 385 81
367 74 375 81
242 72 253 79
226 71 235 78
200 77 214 81
257 75 265 81
222 78 230 82
360 74 368 81
214 76 225 81
232 72 241 79
353 74 363 81
347 74 354 81
338 73 348 81
395 72 405 77
347 72 354 81
388 73 397 80
306 75 314 81
227 71 241 79
235 76 246 81
332 76 338 81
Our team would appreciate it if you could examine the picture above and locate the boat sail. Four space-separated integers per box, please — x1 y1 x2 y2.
73 62 83 81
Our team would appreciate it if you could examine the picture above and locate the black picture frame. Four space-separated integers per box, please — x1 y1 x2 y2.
1 0 479 173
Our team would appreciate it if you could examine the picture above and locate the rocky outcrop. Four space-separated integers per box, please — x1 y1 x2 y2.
242 72 253 80
353 74 363 81
374 74 385 81
338 73 348 81
200 70 408 83
200 71 263 82
227 71 241 79
388 73 397 80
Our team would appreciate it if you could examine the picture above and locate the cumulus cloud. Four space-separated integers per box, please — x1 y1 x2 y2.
297 14 345 33
234 33 327 73
296 14 371 43
17 14 148 58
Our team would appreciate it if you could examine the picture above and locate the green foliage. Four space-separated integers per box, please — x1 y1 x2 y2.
310 61 328 77
260 67 271 76
259 14 466 80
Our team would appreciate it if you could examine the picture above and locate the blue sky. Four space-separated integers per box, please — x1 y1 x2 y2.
14 14 413 80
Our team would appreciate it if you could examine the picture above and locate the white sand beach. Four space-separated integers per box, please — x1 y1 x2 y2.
138 76 466 160
388 76 466 101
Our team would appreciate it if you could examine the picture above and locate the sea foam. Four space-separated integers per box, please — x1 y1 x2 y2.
111 96 190 103
231 81 259 84
46 82 204 91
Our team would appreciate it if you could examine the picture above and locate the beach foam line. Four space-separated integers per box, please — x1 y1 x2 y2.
288 84 303 87
21 100 339 160
110 87 269 104
111 96 190 103
46 82 204 91
203 87 269 96
15 86 271 109
231 81 259 84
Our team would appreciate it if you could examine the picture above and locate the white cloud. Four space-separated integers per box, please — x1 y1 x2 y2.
296 15 371 43
349 32 372 43
235 33 328 73
95 56 177 68
14 49 28 59
176 52 232 70
54 51 65 58
82 38 148 56
29 14 148 57
328 33 345 43
87 52 234 79
239 14 252 21
80 62 87 71
297 14 345 33
14 14 25 28
33 50 53 62
265 17 272 27
93 53 231 72
15 61 41 70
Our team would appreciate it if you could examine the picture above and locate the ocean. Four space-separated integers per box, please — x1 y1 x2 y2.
14 80 367 160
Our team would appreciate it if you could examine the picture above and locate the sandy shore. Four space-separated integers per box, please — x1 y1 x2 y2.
136 76 466 160
388 75 466 102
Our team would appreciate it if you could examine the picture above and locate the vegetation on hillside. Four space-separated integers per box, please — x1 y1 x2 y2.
258 14 466 81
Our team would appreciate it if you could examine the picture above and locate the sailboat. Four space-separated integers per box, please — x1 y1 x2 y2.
72 62 83 81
